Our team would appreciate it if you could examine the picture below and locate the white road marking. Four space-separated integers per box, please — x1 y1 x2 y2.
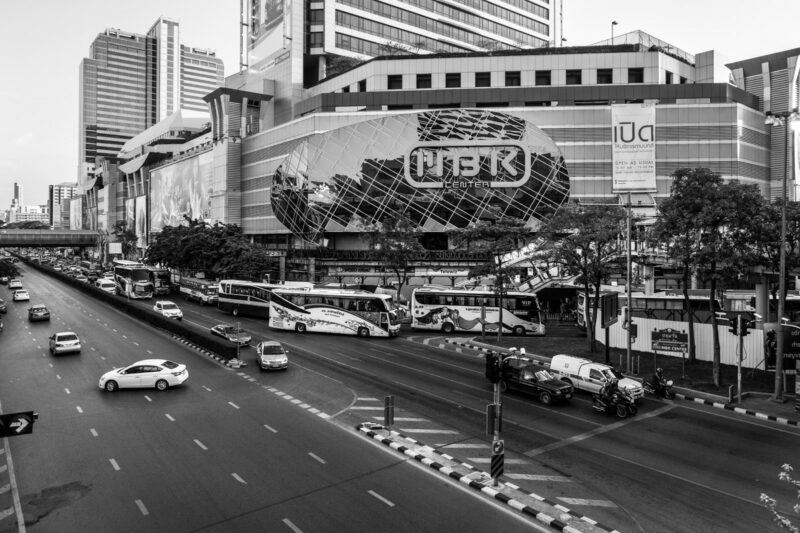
264 424 277 433
147 350 153 354
109 459 120 471
368 490 395 507
282 518 303 533
308 452 326 464
76 406 83 414
0 483 9 495
0 508 13 520
144 395 152 402
165 414 175 422
122 335 127 339
506 474 573 482
350 406 383 410
203 385 212 391
232 473 246 484
372 417 427 422
440 443 488 449
228 401 240 409
468 458 527 464
56 374 61 380
90 428 98 437
194 439 207 451
135 499 149 516
557 497 617 507
133 342 139 346
400 429 459 434
357 397 380 401
64 388 70 395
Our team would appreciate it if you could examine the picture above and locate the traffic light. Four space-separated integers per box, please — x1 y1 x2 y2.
728 318 738 335
485 352 501 383
741 320 750 336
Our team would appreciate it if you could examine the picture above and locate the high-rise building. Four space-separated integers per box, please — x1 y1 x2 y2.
10 182 23 212
49 182 80 228
78 17 224 181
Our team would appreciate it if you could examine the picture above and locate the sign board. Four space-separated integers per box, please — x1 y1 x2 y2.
0 411 37 438
601 293 619 328
783 325 800 359
611 103 657 192
414 268 470 278
651 328 688 353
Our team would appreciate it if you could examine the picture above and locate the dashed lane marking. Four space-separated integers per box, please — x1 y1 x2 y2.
109 459 120 471
165 414 175 422
282 518 303 533
507 474 573 482
134 499 149 516
308 452 326 464
368 490 395 507
232 473 247 484
558 498 617 508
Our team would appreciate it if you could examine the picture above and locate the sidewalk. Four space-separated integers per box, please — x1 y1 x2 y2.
444 335 800 428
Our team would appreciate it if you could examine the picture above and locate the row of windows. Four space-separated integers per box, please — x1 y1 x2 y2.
453 0 549 21
282 294 388 312
336 32 465 57
340 0 548 44
335 10 540 53
414 293 537 310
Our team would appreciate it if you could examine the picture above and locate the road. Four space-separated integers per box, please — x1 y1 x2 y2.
0 265 543 533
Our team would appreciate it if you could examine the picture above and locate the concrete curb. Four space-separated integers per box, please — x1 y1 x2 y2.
443 338 800 427
170 334 247 368
357 423 622 533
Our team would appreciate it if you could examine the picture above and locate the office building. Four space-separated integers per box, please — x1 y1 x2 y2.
10 182 23 213
49 182 80 228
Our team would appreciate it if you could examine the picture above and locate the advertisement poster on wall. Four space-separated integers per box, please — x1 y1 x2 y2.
149 152 214 232
69 196 83 230
248 0 290 69
611 103 656 193
135 195 147 249
125 199 135 230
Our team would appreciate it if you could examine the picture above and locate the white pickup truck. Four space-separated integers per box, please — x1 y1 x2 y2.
548 354 644 401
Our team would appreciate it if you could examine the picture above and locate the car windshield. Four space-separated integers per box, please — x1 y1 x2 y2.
260 345 284 355
536 370 555 381
58 334 78 342
162 303 178 310
32 306 47 311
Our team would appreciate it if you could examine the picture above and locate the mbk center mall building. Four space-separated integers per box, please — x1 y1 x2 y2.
114 27 795 293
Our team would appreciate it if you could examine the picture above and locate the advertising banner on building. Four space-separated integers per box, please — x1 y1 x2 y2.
248 0 290 69
135 195 147 248
611 103 656 193
150 152 214 232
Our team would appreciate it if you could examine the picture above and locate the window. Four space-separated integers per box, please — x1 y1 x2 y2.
475 71 491 87
387 75 403 90
358 79 367 92
505 71 521 86
342 86 350 93
566 69 582 85
445 72 461 88
597 68 613 84
535 70 551 86
416 73 431 89
665 71 673 84
628 67 644 83
680 76 687 84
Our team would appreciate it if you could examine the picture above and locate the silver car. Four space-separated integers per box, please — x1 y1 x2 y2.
255 341 289 370
49 331 82 355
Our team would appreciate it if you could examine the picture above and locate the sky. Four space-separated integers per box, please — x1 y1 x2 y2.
1 0 799 207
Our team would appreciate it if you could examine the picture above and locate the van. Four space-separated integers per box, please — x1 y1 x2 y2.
95 279 116 294
548 354 644 400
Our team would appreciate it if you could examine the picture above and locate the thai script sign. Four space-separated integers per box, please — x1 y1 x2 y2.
651 328 688 353
612 103 656 193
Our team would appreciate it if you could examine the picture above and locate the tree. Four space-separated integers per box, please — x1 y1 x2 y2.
538 202 627 352
761 463 800 532
652 168 767 386
0 259 21 280
112 221 138 260
360 215 425 302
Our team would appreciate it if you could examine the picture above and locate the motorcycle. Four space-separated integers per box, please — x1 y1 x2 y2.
592 389 638 418
643 378 675 399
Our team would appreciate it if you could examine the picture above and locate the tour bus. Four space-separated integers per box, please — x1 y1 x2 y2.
410 286 545 336
217 279 313 317
179 277 219 306
148 267 172 296
113 260 154 299
268 288 401 337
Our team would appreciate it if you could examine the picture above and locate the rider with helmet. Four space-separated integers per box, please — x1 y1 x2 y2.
652 368 666 396
598 378 619 408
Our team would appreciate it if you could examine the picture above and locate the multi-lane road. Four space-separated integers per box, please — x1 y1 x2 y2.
1 263 798 532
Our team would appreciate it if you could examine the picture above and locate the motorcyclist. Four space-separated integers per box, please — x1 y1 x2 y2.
597 378 619 408
652 368 666 396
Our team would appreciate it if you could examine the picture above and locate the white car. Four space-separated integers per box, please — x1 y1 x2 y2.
255 340 289 371
49 331 81 355
99 359 188 392
95 279 116 293
153 300 183 320
8 279 22 289
12 289 30 302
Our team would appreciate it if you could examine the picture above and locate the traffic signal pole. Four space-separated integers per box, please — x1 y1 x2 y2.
737 314 743 405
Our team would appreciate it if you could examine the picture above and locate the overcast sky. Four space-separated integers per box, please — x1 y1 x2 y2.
1 0 798 206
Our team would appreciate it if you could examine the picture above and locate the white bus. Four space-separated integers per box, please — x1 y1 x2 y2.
179 277 219 306
113 260 154 299
217 279 313 317
268 288 401 337
411 287 545 336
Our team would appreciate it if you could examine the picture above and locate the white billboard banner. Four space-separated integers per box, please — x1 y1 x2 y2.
612 103 656 193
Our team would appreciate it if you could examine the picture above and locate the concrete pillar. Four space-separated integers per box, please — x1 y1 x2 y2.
279 256 286 282
756 277 770 322
308 257 315 283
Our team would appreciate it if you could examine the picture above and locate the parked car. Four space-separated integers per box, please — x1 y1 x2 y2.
210 324 251 345
95 279 116 293
12 290 30 302
99 359 188 392
153 300 183 320
74 274 89 283
548 354 644 401
49 331 81 355
496 355 574 404
0 298 7 314
27 304 50 322
8 279 22 289
255 340 289 370
0 275 9 284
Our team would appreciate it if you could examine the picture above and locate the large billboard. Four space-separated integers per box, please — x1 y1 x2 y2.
272 109 570 244
135 195 147 248
248 0 290 68
611 103 656 192
149 152 214 232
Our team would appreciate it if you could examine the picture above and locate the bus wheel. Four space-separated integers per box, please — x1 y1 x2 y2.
232 307 239 317
513 325 526 336
442 322 455 334
357 327 370 337
295 323 307 333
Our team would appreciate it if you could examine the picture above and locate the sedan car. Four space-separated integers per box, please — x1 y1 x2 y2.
210 324 251 345
8 279 22 289
255 340 289 371
95 279 116 293
99 359 188 392
12 290 30 302
153 300 183 320
49 331 81 355
27 304 50 322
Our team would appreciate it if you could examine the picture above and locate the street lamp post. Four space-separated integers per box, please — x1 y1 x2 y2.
765 108 799 402
611 21 618 45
